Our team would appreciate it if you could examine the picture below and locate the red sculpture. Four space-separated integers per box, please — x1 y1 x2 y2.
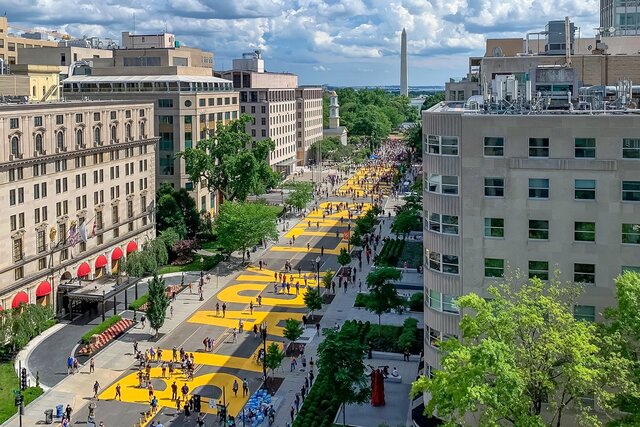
370 368 385 406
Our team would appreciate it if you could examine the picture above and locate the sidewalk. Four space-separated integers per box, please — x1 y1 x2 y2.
271 195 422 427
3 216 300 427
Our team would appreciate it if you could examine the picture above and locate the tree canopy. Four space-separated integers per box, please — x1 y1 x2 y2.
391 208 421 238
155 183 202 238
179 115 281 202
285 182 313 212
337 248 352 267
412 276 636 427
146 273 170 336
304 288 322 316
317 321 370 426
214 201 278 261
265 342 285 378
283 318 304 343
364 267 404 325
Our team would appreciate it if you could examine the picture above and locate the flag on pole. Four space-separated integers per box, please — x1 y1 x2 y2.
68 221 79 247
79 221 88 242
91 222 97 238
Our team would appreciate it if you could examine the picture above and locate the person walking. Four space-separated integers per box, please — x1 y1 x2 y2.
295 281 300 296
249 301 254 314
181 383 189 401
215 302 220 316
290 404 295 422
93 380 100 399
115 383 122 401
171 381 178 401
242 378 249 397
170 305 174 319
89 357 95 373
222 302 226 318
232 379 239 397
257 295 262 306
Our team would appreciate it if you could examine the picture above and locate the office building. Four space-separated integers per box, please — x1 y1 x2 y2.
61 32 238 215
0 16 57 65
218 51 323 171
601 0 640 36
0 64 61 102
0 99 157 315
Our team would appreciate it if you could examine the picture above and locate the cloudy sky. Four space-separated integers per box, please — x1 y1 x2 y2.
5 0 600 86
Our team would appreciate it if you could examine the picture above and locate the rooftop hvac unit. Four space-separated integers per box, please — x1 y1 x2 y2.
494 75 518 101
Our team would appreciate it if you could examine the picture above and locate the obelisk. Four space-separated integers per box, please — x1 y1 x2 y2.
400 28 408 96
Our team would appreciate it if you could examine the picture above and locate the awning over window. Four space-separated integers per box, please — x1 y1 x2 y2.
126 241 138 254
77 262 91 277
36 281 52 297
111 247 123 261
95 255 108 269
11 291 29 309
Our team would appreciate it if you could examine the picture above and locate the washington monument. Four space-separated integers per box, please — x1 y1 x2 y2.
400 28 408 96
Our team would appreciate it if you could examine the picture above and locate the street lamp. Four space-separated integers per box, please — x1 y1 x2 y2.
199 257 205 301
315 256 321 294
260 321 268 390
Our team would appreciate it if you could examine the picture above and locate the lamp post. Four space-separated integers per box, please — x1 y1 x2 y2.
315 256 321 294
260 321 268 390
199 257 205 301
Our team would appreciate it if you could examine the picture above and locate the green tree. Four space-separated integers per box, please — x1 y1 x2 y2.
285 182 313 213
158 228 180 250
602 271 640 425
156 191 187 238
214 201 278 262
365 267 403 326
124 251 145 277
354 209 376 236
308 137 341 163
265 342 285 378
304 288 322 317
283 318 304 344
317 321 370 426
406 124 422 160
350 104 392 141
145 239 168 267
411 276 635 427
179 115 280 202
146 273 170 336
391 208 421 239
337 248 351 268
421 92 445 110
322 270 335 294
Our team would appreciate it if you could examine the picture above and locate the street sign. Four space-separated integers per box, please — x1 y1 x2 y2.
209 398 216 409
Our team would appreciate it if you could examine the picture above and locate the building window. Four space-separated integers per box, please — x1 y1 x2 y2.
13 238 23 262
427 135 458 156
484 177 504 197
528 219 549 240
428 326 441 348
9 118 19 129
426 212 458 235
428 251 459 275
484 218 504 238
484 258 504 278
426 174 458 195
528 261 549 280
94 127 101 145
574 263 595 284
112 205 119 224
623 138 640 159
574 305 595 322
575 179 595 200
574 222 595 242
529 138 549 157
110 125 117 142
622 181 640 201
10 136 19 157
484 137 504 157
622 223 640 244
529 178 549 199
575 138 596 158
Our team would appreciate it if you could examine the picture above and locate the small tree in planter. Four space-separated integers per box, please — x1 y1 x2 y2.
304 288 322 319
365 267 404 326
322 270 334 294
146 273 170 336
265 342 285 379
283 318 304 355
337 248 351 273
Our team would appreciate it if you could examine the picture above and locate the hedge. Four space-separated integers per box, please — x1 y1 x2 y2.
81 315 122 344
128 294 149 311
376 239 405 267
409 292 424 312
354 293 368 308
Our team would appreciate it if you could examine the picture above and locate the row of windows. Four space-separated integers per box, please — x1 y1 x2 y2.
425 135 640 159
8 110 145 129
427 174 640 202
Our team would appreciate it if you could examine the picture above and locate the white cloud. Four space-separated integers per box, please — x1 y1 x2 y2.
5 0 602 85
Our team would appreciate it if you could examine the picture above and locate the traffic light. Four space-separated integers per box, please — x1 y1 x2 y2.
192 394 201 412
20 368 27 391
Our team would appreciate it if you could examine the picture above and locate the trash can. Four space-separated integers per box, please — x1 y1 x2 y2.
44 409 53 424
55 404 63 418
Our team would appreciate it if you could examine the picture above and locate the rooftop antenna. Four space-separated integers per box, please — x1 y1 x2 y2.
133 12 136 35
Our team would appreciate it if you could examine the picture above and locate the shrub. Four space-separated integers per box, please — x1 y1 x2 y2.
409 292 424 312
81 315 122 344
354 293 368 307
128 294 149 311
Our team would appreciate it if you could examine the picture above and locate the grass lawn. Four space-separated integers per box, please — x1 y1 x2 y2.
396 240 423 269
0 361 42 423
158 254 223 275
200 240 221 251
263 205 284 217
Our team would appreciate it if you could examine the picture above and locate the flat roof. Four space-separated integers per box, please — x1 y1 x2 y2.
64 74 233 84
428 101 640 116
0 99 153 111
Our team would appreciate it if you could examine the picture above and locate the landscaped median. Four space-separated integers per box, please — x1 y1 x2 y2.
79 315 134 356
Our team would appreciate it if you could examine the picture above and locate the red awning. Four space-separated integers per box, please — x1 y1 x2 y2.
36 281 52 297
0 305 3 311
11 291 28 309
77 262 91 277
126 241 138 254
111 247 123 261
95 255 108 269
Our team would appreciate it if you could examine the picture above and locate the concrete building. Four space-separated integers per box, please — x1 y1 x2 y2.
17 45 113 78
422 103 640 383
0 64 61 102
0 99 157 315
60 32 238 215
601 0 640 36
218 51 323 171
0 16 57 66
